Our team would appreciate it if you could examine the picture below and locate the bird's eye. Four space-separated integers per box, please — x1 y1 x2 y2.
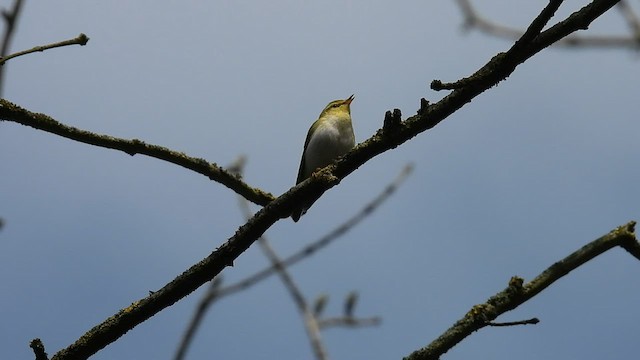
332 103 340 108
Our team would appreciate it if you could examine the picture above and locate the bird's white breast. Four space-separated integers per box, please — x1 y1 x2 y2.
304 116 355 176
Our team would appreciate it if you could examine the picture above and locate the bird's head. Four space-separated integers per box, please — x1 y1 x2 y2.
319 94 354 119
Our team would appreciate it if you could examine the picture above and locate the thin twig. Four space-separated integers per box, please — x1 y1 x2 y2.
486 318 540 327
405 221 638 360
0 33 89 66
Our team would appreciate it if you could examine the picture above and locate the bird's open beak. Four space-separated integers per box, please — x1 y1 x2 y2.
345 94 355 105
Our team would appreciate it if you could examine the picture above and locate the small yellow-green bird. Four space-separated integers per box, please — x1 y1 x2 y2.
292 95 356 222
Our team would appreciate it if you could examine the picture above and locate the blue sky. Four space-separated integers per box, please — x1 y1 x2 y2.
1 1 639 359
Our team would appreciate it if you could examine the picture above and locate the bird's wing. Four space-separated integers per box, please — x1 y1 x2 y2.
296 118 321 184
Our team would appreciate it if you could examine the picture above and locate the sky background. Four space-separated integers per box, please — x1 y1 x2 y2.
1 1 639 359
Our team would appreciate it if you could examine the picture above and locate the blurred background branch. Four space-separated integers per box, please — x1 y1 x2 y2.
0 0 23 96
455 0 640 49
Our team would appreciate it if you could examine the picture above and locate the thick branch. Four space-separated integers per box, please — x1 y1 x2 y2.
234 166 328 359
0 99 275 206
404 221 638 360
174 163 409 360
45 1 623 359
213 163 413 300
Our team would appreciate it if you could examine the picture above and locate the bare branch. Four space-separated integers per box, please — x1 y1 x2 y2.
513 0 563 48
173 276 223 360
455 0 640 49
175 157 398 359
209 163 413 300
0 0 24 96
620 234 640 260
486 318 540 327
442 0 571 92
256 237 328 360
617 1 640 37
313 294 329 317
0 33 89 66
0 99 275 207
434 0 624 92
0 0 23 57
317 316 382 329
48 2 624 359
405 221 638 360
234 161 328 360
176 165 407 359
344 291 358 317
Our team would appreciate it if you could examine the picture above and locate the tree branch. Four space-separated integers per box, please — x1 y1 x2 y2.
486 318 540 327
455 0 640 49
172 276 223 360
0 33 89 66
317 316 382 329
0 99 275 206
174 161 408 360
39 1 624 359
234 164 328 359
404 221 638 360
0 0 24 96
0 0 23 58
616 1 640 38
256 237 328 360
212 163 413 300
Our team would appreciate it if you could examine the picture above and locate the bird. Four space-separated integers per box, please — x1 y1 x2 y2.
292 95 356 222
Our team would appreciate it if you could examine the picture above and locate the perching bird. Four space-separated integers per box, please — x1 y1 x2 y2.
292 95 356 222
